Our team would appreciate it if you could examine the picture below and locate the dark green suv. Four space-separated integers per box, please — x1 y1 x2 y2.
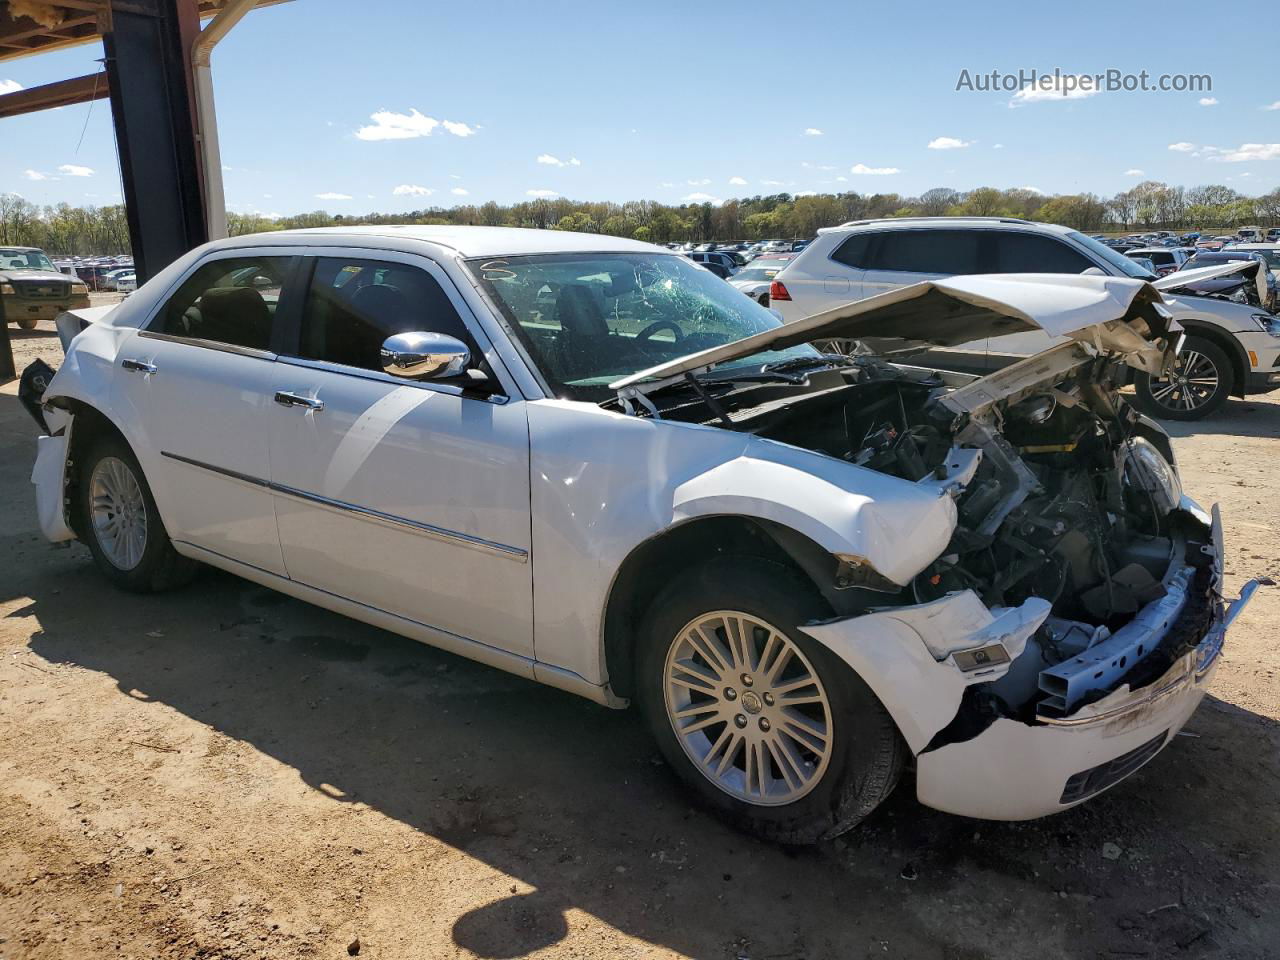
0 247 90 329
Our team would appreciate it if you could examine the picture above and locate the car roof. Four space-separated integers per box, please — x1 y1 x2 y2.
209 225 662 258
816 217 1075 236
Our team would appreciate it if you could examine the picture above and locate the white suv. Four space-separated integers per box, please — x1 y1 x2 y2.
771 217 1280 419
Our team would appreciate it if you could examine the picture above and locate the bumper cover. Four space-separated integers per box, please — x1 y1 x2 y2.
804 501 1259 821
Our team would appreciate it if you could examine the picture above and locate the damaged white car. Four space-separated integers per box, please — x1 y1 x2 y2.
27 228 1258 843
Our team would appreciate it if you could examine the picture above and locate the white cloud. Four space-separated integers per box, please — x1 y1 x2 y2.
451 187 469 196
728 176 748 186
682 192 720 204
22 169 48 180
687 178 710 186
849 163 899 175
0 79 22 95
1199 97 1218 107
993 143 1004 149
1203 142 1280 162
1019 185 1044 195
59 164 93 177
1264 101 1280 111
659 181 676 188
1124 168 1144 176
315 192 352 200
355 108 475 141
796 191 817 197
537 154 581 167
803 127 823 136
393 184 433 196
835 175 848 182
1167 141 1197 152
526 189 559 198
760 179 784 186
927 137 971 150
450 174 463 180
1010 75 1102 107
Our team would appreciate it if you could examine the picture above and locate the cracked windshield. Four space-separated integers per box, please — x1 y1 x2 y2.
471 253 815 400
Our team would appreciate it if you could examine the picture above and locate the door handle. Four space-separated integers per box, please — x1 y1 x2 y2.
274 390 324 411
121 358 157 374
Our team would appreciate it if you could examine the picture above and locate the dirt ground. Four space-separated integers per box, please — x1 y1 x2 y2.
1 313 1277 960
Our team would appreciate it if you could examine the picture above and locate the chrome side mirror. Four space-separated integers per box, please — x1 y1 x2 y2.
380 331 470 380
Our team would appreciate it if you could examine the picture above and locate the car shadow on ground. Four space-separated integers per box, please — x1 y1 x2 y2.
3 325 59 343
7 559 1277 958
2 392 1277 959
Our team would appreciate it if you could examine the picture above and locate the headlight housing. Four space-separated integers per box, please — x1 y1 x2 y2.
70 281 88 293
1123 437 1182 516
1250 313 1280 337
0 282 14 295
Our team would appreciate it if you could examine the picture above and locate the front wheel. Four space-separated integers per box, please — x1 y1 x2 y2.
1133 336 1233 420
637 558 905 844
17 317 39 330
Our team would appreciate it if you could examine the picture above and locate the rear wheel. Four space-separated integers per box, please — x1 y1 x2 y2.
1133 335 1232 421
77 433 198 592
637 558 905 844
17 317 38 330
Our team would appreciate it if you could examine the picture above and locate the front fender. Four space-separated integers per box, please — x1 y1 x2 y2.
671 449 957 587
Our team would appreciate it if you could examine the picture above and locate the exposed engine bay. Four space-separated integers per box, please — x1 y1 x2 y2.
624 341 1217 729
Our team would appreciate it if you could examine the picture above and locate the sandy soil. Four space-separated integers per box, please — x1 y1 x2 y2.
1 315 1277 960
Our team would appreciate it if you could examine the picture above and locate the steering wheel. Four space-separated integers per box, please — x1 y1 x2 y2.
635 319 683 345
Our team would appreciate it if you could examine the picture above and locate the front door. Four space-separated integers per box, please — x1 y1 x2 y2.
110 252 297 575
266 253 534 658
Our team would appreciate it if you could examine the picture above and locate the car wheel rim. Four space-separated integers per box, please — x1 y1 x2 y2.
1148 350 1219 412
663 610 833 807
90 456 147 570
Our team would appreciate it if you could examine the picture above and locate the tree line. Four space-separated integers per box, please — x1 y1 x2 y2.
3 181 1278 256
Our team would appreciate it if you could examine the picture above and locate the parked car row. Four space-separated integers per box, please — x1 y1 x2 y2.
769 216 1280 420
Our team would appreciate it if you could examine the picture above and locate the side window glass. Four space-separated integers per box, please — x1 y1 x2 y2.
994 234 1094 273
155 256 291 350
296 257 475 372
873 230 982 274
831 234 873 268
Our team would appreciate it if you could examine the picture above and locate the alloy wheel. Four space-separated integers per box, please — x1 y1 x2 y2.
663 610 833 806
89 456 148 570
1146 349 1220 414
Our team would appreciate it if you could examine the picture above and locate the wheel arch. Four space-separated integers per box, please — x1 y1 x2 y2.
47 396 136 538
601 515 865 702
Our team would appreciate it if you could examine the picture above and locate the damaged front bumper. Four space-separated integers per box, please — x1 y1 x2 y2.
802 499 1259 821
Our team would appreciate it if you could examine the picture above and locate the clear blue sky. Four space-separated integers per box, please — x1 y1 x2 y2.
2 0 1277 216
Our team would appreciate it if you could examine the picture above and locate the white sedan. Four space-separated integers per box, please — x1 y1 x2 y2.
29 227 1256 841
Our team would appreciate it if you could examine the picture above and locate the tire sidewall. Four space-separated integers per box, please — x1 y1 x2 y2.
1134 335 1232 421
637 558 901 843
78 435 180 591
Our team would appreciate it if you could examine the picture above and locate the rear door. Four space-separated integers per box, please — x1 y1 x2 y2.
982 231 1099 366
110 251 299 574
266 251 534 659
861 229 992 373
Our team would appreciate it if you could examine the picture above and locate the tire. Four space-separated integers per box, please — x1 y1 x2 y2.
637 558 906 844
76 432 198 592
17 317 39 330
1133 335 1233 421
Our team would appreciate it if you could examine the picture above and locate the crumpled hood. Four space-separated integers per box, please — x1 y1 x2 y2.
612 273 1178 390
1153 258 1268 304
0 269 74 284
